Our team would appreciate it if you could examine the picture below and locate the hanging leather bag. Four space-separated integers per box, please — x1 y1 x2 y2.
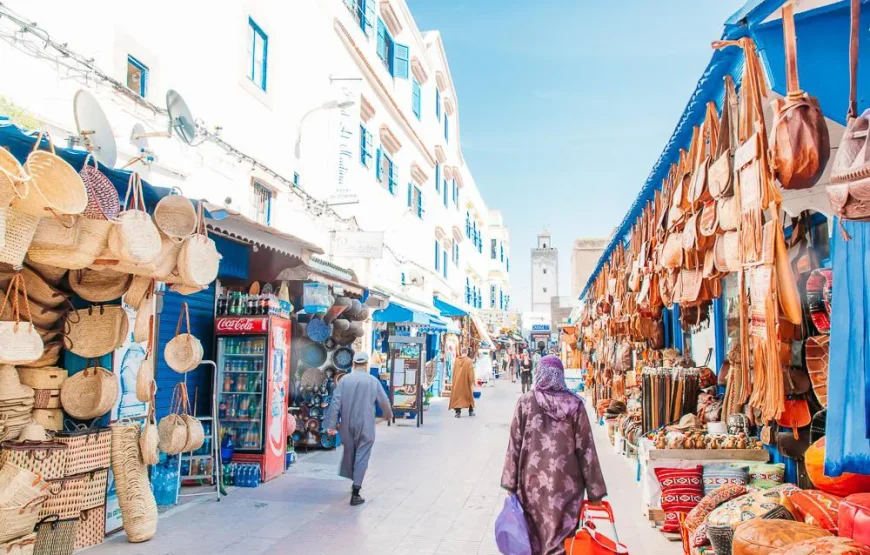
769 2 830 190
709 76 738 199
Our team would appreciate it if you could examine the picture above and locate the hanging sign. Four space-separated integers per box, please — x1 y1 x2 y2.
332 231 384 258
329 78 361 206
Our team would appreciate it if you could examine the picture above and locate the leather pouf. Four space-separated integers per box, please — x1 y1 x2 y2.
769 537 870 555
805 439 870 497
732 520 831 555
839 493 870 547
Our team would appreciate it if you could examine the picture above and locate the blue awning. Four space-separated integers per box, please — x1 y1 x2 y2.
433 296 468 317
427 314 447 332
372 302 431 325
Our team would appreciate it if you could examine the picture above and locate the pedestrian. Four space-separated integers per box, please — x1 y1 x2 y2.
510 352 519 383
519 352 533 394
324 352 393 506
449 347 475 417
501 355 607 555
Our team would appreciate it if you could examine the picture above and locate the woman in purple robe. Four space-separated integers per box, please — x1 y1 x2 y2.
501 355 607 555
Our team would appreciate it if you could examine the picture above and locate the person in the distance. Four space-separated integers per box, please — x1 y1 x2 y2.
449 347 476 418
324 352 392 506
519 351 533 394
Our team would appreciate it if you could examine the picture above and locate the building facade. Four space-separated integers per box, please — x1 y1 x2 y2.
0 0 510 320
570 238 608 297
550 296 577 331
530 229 558 319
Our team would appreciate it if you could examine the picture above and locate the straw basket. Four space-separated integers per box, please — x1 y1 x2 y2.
17 132 87 218
0 274 44 365
35 326 60 344
23 260 66 286
0 498 46 543
124 276 152 310
139 400 159 466
110 422 157 542
74 506 104 550
68 269 131 303
0 146 30 207
0 208 40 268
158 384 191 455
31 409 62 431
33 515 78 555
60 365 118 420
30 216 79 250
39 475 85 519
33 389 61 409
64 305 128 359
54 423 112 475
133 297 153 343
22 341 62 368
0 532 36 555
0 267 67 308
78 470 108 510
0 464 49 508
0 441 68 480
175 201 220 287
16 367 67 390
168 283 205 296
28 218 112 271
135 351 154 403
153 194 196 241
0 290 65 329
164 302 202 373
107 173 160 265
80 155 119 221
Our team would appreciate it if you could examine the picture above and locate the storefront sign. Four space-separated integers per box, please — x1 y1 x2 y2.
329 78 361 206
332 231 384 259
216 317 268 335
531 324 550 332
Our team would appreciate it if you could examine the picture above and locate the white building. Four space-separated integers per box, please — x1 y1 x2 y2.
530 229 558 319
0 0 510 318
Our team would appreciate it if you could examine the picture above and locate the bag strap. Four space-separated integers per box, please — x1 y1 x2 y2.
30 131 55 155
122 172 146 212
1 273 34 327
175 302 192 336
848 0 860 119
782 2 801 95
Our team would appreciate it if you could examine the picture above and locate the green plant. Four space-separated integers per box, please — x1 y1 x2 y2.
0 96 43 130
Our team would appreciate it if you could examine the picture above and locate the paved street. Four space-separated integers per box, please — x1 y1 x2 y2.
90 381 679 555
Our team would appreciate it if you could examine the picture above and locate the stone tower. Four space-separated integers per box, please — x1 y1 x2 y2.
531 229 558 318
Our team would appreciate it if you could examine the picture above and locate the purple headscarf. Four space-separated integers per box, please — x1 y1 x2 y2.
533 355 578 420
534 355 568 393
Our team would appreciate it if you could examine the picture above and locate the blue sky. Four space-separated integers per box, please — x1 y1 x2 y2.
406 0 746 312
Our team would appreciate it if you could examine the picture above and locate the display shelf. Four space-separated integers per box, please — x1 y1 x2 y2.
223 354 264 358
221 391 263 395
224 371 262 374
222 418 261 422
647 448 770 461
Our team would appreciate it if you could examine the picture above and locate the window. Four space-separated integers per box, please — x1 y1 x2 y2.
346 0 374 37
452 180 458 206
543 268 547 275
490 239 498 260
359 125 373 167
444 116 449 142
412 79 421 119
500 243 504 262
436 89 441 121
293 172 300 187
443 175 448 207
465 278 471 304
543 287 548 293
506 258 510 272
435 164 441 194
247 18 268 91
453 242 459 266
443 250 448 279
126 56 148 98
490 285 496 308
500 290 504 310
251 181 272 226
465 212 471 237
376 149 398 194
377 19 408 78
408 184 423 218
434 240 440 271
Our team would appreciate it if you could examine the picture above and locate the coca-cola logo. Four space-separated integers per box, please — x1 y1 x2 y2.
216 318 265 333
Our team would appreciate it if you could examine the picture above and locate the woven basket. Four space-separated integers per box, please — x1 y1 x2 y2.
59 366 118 420
176 235 220 287
139 402 159 466
0 532 36 555
73 505 104 550
30 216 79 250
63 305 128 359
78 470 108 510
53 424 111 475
158 384 190 455
0 498 46 543
135 351 154 403
0 274 44 365
153 194 196 241
17 132 87 218
133 295 154 343
28 217 113 271
23 260 66 286
0 267 67 308
0 145 30 207
0 441 68 480
33 389 60 409
181 414 204 453
32 515 78 555
110 422 157 542
16 367 67 390
0 463 49 508
0 208 40 267
124 276 152 310
35 326 60 344
164 302 202 373
21 342 61 369
0 289 65 329
68 269 132 303
39 475 84 519
31 409 62 431
80 155 119 221
107 173 160 265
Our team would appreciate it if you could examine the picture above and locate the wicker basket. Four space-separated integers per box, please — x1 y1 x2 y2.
0 145 30 207
158 384 189 455
77 470 108 510
28 218 111 271
0 532 36 555
133 295 154 343
21 342 61 369
107 173 160 265
68 269 131 303
16 367 67 390
31 409 62 432
0 498 46 543
0 463 49 508
39 475 84 519
153 194 196 241
0 441 68 480
59 366 118 420
0 208 40 268
124 276 152 311
63 305 128 359
181 414 204 453
164 302 202 373
73 506 104 550
176 234 220 287
30 216 79 250
32 515 77 555
0 274 45 365
17 132 87 218
53 424 111 475
0 267 67 308
32 389 60 409
80 155 119 221
0 290 65 329
110 422 157 542
140 401 159 466
135 351 154 403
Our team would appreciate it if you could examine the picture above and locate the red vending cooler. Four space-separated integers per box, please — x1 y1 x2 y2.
216 315 291 482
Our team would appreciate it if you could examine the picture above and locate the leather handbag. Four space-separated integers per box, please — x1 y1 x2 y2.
717 195 740 232
773 221 803 325
699 200 719 237
839 493 870 547
769 3 830 190
690 102 720 208
806 336 829 407
709 75 738 199
828 0 870 225
662 232 683 270
714 231 740 273
777 399 812 432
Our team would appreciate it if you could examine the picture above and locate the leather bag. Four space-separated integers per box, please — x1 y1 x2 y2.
714 231 740 273
662 232 683 270
699 200 719 237
690 102 720 208
777 399 812 432
769 3 830 190
839 493 870 547
709 76 738 199
806 336 829 407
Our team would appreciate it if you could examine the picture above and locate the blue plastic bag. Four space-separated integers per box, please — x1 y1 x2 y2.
495 494 532 555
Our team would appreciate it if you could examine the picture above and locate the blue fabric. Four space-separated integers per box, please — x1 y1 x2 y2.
825 219 870 477
371 302 430 325
434 296 468 317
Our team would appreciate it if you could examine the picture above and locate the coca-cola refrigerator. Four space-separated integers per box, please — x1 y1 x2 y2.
216 315 291 482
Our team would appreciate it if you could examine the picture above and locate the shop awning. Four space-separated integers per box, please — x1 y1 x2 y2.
204 203 323 260
433 296 468 317
426 314 448 332
469 313 495 347
372 301 432 325
275 257 365 297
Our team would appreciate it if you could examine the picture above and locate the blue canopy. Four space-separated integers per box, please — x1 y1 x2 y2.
372 302 432 325
427 314 448 332
433 296 468 317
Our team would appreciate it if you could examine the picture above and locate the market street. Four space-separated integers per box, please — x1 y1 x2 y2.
87 381 678 555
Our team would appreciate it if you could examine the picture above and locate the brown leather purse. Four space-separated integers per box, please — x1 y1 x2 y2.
769 2 830 190
709 76 738 199
690 102 720 208
828 0 870 226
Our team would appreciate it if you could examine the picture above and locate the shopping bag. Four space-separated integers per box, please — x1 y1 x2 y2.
565 501 629 555
494 494 532 555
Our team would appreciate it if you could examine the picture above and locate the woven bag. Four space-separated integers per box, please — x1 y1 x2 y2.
30 215 79 250
0 144 31 207
153 193 196 241
132 286 154 343
0 288 65 329
77 470 108 511
124 276 152 310
164 302 202 373
27 217 111 271
135 330 154 403
0 463 49 508
23 260 66 287
22 342 62 369
73 506 104 550
32 389 60 409
0 498 46 543
39 475 85 519
0 441 68 480
16 367 67 390
0 274 44 365
63 305 128 359
110 422 157 542
59 364 118 420
32 515 78 555
0 208 40 267
80 155 119 221
17 132 87 218
68 269 131 303
31 409 62 432
178 385 204 453
53 423 111 475
157 384 190 455
175 202 220 287
107 172 160 265
0 267 67 308
139 398 159 466
0 532 36 555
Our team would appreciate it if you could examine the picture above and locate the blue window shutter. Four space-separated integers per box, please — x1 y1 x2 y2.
377 19 388 63
444 117 449 142
412 79 421 119
443 251 447 278
436 89 441 121
363 0 375 37
443 177 448 206
435 164 440 192
375 147 382 182
435 240 439 270
393 43 409 79
417 188 424 218
407 183 412 207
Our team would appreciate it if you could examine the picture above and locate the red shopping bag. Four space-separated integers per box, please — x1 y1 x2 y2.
564 501 629 555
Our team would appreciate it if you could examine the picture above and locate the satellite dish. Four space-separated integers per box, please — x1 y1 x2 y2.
166 89 197 145
73 90 117 167
130 123 150 153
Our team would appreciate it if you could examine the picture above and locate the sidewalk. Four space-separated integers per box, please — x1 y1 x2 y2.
88 381 678 554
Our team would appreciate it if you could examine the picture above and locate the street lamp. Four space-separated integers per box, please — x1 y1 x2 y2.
293 99 357 159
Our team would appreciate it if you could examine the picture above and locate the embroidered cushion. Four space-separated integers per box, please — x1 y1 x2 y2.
655 465 704 533
732 520 831 555
704 464 750 495
686 485 750 547
769 537 870 555
788 490 844 533
748 463 786 489
707 484 801 528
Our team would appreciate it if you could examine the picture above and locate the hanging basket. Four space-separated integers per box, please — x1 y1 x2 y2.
0 145 30 207
0 208 40 268
80 155 120 221
68 268 132 303
21 341 62 368
64 305 128 359
124 276 152 310
157 385 190 455
0 267 67 308
60 364 119 420
17 132 87 218
107 172 161 265
139 398 159 466
163 302 202 373
153 194 196 241
0 274 44 365
30 214 79 251
133 291 154 342
174 202 220 287
110 422 157 542
26 217 111 271
135 329 154 403
24 260 66 286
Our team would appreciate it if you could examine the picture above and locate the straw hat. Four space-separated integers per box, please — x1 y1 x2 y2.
0 365 34 401
15 421 47 442
668 413 703 432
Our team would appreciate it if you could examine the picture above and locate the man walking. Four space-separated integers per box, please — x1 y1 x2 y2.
449 347 476 418
324 352 392 506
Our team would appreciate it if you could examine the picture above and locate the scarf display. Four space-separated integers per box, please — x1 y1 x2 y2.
641 367 700 433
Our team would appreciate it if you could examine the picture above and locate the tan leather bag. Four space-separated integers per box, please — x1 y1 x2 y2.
699 200 719 237
714 231 740 273
690 102 719 208
773 220 803 325
709 76 738 199
717 195 740 231
679 267 709 307
769 2 830 191
662 232 683 270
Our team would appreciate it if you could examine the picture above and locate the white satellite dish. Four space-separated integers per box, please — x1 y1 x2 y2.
130 123 150 153
73 90 117 167
130 89 202 146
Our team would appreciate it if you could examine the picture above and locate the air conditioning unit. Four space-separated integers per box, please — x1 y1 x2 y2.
406 269 425 287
